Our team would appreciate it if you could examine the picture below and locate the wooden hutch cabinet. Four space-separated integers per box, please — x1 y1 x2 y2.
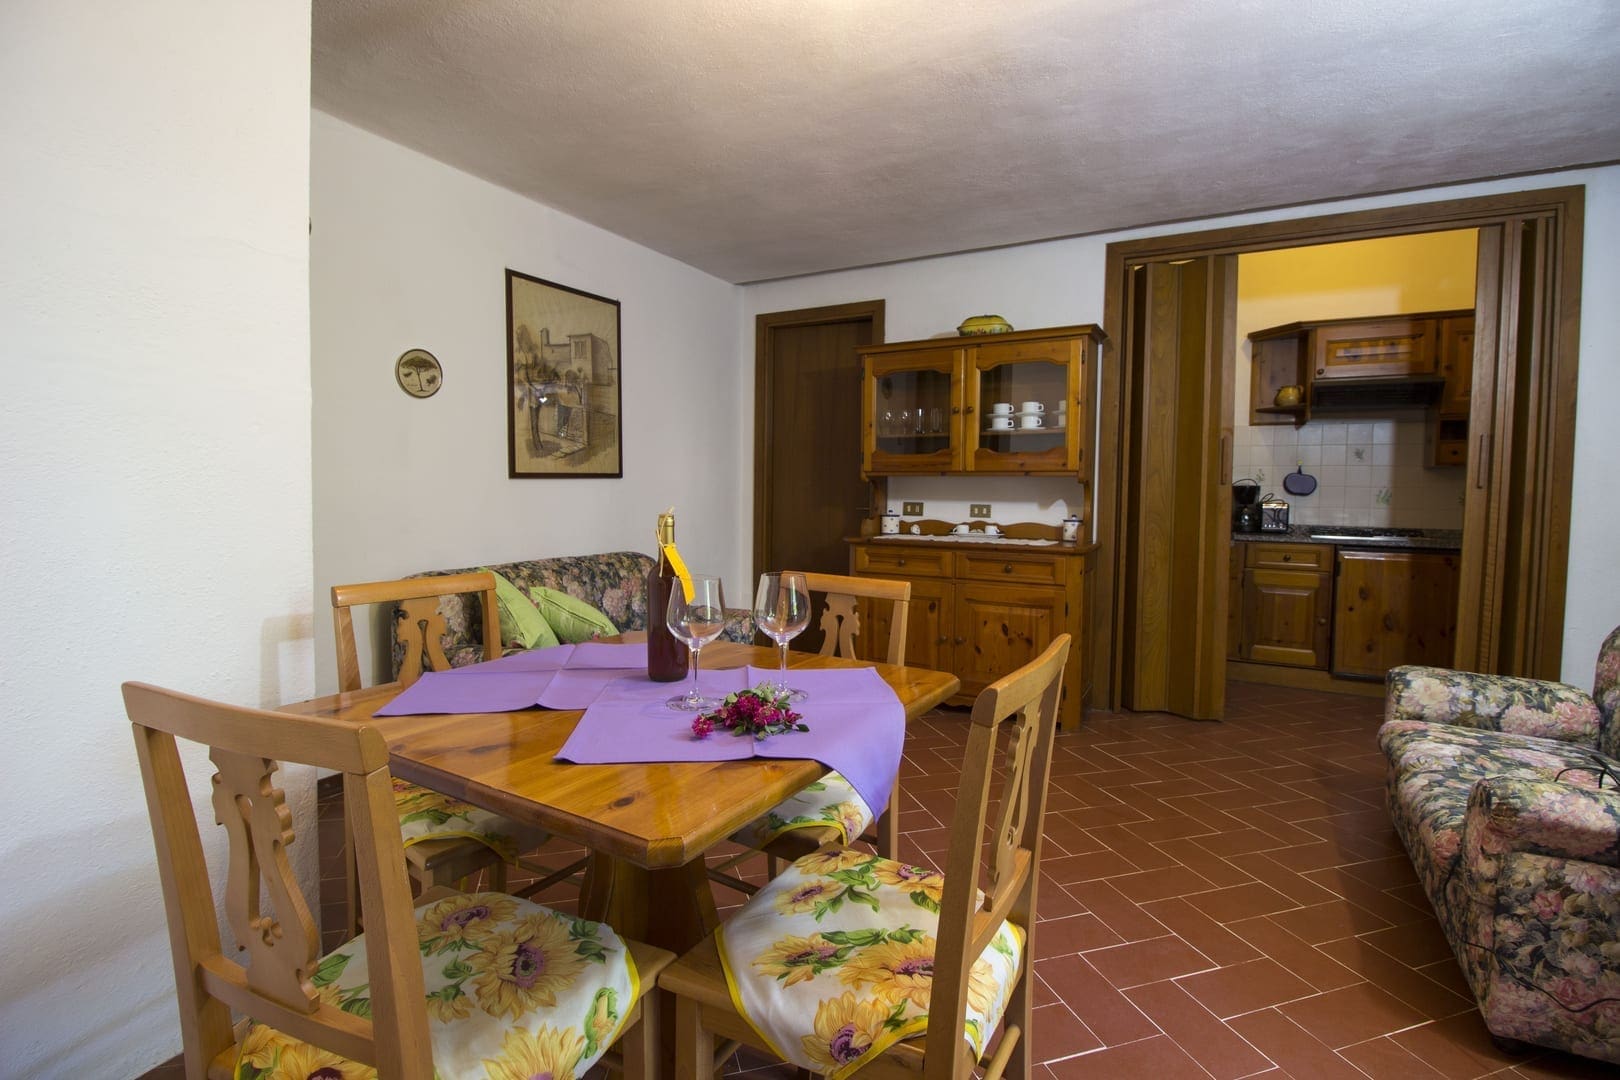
859 325 1100 478
848 538 1094 731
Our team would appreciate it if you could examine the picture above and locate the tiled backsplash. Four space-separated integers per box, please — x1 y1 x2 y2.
1233 416 1465 528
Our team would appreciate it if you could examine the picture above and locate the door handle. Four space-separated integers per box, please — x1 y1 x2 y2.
954 636 966 646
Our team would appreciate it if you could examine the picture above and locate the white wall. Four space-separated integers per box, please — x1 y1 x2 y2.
0 3 314 1076
310 113 746 693
742 167 1620 687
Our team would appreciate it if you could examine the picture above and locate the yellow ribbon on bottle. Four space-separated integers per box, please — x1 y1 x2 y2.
662 541 694 602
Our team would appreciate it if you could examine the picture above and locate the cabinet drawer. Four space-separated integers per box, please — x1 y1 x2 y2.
1243 543 1331 572
955 551 1064 586
851 544 952 578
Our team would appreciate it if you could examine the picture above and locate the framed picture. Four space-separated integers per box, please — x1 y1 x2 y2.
506 269 623 478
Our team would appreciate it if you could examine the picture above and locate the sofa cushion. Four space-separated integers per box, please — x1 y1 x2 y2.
531 585 618 643
485 569 560 650
1386 666 1602 745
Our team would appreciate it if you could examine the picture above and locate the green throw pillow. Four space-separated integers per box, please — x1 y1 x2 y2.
529 585 618 643
481 569 559 650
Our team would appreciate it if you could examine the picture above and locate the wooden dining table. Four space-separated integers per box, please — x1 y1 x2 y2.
284 640 959 954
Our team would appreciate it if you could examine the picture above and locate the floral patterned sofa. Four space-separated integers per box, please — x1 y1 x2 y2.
396 550 754 675
1380 625 1620 1063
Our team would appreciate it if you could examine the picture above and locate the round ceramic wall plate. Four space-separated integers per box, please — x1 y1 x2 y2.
395 348 442 398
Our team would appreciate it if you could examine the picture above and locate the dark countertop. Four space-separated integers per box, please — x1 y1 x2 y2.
1233 525 1462 552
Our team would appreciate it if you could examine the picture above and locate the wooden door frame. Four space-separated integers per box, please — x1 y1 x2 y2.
1095 187 1584 709
753 299 885 578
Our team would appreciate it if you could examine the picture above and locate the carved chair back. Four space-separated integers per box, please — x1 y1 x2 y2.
125 682 435 1076
793 571 911 666
927 632 1070 1079
331 571 501 691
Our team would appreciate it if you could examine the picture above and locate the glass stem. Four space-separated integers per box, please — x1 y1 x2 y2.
689 644 701 703
778 640 789 681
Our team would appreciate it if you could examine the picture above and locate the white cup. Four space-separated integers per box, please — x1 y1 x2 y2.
1020 401 1044 414
1056 399 1068 412
990 402 1013 415
988 416 1013 430
1054 413 1067 428
952 523 970 534
982 524 1001 536
1019 414 1044 429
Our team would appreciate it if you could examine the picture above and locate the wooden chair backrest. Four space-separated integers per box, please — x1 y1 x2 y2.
124 682 434 1077
793 571 911 666
927 633 1070 1080
330 571 501 691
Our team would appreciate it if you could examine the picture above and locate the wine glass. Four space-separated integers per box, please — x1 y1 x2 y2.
754 572 811 700
665 574 727 711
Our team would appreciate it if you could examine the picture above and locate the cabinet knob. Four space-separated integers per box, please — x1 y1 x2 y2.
964 405 975 414
1003 563 1014 573
1282 553 1291 562
897 558 906 566
1317 617 1328 625
937 635 949 645
954 636 966 646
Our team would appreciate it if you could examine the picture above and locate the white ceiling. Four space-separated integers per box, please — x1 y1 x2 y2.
313 0 1620 284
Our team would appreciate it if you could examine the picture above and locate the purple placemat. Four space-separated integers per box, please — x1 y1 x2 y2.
376 642 651 715
375 668 560 715
556 665 904 817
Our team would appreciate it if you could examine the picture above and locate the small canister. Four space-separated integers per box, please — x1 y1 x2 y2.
1260 495 1290 532
1060 514 1081 542
880 508 900 535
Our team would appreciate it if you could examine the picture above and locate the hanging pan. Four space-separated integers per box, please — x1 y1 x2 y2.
1283 463 1317 496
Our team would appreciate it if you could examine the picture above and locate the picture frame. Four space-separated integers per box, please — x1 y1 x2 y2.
506 269 623 478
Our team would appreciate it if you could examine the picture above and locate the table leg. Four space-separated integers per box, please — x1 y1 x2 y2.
580 852 719 955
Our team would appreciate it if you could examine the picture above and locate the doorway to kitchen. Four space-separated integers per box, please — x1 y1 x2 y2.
1096 188 1584 718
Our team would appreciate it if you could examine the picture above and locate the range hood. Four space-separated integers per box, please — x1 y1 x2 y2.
1310 374 1444 412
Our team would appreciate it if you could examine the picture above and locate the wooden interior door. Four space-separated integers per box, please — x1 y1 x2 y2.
1119 257 1236 719
1455 215 1572 678
754 302 883 606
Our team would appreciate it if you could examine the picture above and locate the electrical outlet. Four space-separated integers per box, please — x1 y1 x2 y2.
970 503 992 519
902 501 924 516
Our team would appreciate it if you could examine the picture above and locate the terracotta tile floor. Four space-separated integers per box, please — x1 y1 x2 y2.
137 682 1617 1079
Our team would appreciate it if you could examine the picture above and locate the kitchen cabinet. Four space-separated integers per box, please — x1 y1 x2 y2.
1234 542 1333 669
1333 550 1460 678
849 538 1092 729
1245 309 1471 427
1310 316 1437 381
859 325 1100 478
1427 314 1475 467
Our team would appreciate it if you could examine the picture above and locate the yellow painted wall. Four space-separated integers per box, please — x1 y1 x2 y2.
1237 230 1478 328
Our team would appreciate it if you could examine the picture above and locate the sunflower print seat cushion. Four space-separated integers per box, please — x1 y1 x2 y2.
729 771 874 849
232 893 639 1080
717 849 1022 1080
393 778 520 862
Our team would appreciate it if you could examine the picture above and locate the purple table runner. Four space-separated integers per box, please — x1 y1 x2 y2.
372 644 906 817
557 665 905 820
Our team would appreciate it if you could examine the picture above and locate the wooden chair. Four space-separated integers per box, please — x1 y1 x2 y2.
709 572 911 894
332 573 587 929
664 633 1069 1080
125 681 671 1079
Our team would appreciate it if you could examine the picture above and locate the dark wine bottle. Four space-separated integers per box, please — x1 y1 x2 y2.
646 508 690 681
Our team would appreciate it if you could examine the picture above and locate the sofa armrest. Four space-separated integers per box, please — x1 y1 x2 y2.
1464 773 1620 867
720 607 755 644
1387 665 1602 746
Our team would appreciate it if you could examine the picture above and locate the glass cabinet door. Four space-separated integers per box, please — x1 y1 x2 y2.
969 337 1080 472
864 347 962 474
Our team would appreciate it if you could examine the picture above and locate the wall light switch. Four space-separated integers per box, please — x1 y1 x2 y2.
970 504 992 518
902 501 924 516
